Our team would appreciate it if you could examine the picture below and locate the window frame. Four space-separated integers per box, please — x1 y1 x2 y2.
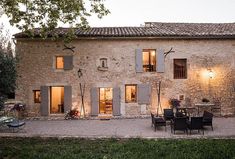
55 56 64 69
33 90 41 103
142 49 156 72
100 58 108 68
125 84 137 103
173 59 187 79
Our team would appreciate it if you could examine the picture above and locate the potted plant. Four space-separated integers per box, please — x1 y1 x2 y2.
169 98 181 112
65 109 80 120
202 98 210 103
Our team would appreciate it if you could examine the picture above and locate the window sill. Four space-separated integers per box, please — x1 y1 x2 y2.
54 69 65 72
98 66 108 71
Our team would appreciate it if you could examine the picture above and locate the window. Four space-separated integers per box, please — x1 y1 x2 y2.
125 85 137 103
56 56 64 69
142 49 156 72
174 59 187 79
100 58 108 68
33 90 41 103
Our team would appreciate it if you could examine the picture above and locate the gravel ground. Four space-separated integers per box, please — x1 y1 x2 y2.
0 117 235 138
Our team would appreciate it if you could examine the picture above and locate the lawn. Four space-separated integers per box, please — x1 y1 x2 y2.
0 137 235 159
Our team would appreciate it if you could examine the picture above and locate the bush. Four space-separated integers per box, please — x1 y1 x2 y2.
65 109 80 120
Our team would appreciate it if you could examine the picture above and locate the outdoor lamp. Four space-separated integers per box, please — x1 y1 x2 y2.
208 69 214 79
77 69 83 78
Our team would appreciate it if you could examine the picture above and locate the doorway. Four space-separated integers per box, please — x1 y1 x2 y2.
50 86 64 114
99 88 113 114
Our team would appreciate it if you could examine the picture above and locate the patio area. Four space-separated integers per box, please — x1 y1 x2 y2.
0 117 235 138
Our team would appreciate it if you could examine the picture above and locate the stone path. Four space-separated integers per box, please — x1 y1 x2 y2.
0 117 235 138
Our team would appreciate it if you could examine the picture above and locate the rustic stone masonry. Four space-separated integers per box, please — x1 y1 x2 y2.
15 38 235 117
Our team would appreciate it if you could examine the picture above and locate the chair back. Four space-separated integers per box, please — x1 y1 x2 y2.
203 111 213 121
164 109 174 120
173 117 187 130
190 117 203 129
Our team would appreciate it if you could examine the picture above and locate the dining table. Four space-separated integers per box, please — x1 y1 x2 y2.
195 103 215 115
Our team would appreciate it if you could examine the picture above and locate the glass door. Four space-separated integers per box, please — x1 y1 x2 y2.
99 88 113 114
50 86 64 114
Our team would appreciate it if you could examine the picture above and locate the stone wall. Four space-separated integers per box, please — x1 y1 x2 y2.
15 39 235 117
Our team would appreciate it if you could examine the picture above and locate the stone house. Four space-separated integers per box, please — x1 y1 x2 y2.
14 22 235 117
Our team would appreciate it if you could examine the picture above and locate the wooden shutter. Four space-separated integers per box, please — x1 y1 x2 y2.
157 49 165 73
91 87 99 116
64 86 72 113
40 86 49 116
135 48 143 73
113 87 121 116
137 84 151 104
64 55 73 70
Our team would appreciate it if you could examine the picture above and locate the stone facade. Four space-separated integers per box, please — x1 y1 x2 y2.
15 38 235 117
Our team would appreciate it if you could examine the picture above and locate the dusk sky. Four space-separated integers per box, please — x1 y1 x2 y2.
88 0 235 27
1 0 235 35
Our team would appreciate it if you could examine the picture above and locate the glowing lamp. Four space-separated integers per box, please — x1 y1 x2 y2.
208 69 214 79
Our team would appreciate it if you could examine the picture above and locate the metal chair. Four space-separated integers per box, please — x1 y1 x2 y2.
151 113 166 131
211 98 222 116
171 117 188 134
203 111 213 130
187 117 204 135
163 109 174 121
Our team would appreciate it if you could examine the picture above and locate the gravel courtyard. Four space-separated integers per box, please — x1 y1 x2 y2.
0 117 235 138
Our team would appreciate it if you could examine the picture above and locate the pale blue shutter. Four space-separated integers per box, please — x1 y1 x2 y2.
40 86 49 116
64 56 73 70
135 49 143 73
137 84 151 104
64 86 72 113
113 87 121 116
157 49 165 73
91 87 99 116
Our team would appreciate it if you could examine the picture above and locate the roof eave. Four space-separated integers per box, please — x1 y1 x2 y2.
14 35 235 41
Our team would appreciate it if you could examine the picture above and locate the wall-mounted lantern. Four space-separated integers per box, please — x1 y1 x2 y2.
208 69 215 79
77 68 85 118
77 69 83 78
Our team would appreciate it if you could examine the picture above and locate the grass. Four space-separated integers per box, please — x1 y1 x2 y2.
0 137 235 159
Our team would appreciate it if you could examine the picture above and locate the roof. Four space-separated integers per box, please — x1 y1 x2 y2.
14 22 235 39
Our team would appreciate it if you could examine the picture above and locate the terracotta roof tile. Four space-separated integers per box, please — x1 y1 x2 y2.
14 22 235 39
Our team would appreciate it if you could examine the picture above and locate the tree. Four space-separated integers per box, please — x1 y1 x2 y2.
0 0 110 42
0 51 17 110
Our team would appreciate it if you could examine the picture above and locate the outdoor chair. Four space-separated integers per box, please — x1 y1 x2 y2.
211 98 222 116
7 118 25 132
163 109 174 121
0 116 14 129
0 115 25 132
187 117 204 135
151 113 166 131
171 117 188 134
202 111 213 130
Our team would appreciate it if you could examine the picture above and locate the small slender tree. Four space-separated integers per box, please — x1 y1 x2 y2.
0 49 17 110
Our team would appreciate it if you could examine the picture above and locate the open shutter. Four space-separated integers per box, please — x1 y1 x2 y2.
64 55 73 70
64 86 72 113
137 84 151 104
40 86 49 116
157 49 165 73
135 48 143 73
113 87 121 116
91 87 99 116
